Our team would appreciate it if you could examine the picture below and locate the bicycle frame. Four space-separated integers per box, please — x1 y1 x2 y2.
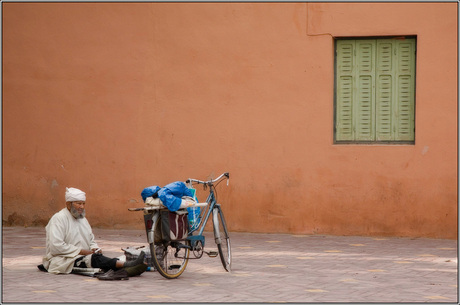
186 189 216 250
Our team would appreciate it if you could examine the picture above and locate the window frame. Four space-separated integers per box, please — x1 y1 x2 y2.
333 36 417 145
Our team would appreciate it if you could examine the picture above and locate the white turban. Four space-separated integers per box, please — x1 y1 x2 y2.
65 187 86 202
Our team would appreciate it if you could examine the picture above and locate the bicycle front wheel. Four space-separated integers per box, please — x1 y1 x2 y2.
213 206 232 271
150 217 190 279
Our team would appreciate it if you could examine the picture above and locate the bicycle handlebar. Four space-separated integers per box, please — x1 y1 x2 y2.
186 172 230 186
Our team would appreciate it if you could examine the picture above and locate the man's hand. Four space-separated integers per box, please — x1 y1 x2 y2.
92 248 102 255
79 249 93 256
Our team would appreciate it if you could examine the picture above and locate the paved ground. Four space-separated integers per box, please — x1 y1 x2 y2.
2 226 458 303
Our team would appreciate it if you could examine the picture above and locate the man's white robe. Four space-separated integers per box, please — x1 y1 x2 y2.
42 208 98 274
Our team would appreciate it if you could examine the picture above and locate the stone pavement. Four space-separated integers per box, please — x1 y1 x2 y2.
2 226 458 303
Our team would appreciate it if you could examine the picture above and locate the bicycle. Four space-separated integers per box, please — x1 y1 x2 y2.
128 172 231 279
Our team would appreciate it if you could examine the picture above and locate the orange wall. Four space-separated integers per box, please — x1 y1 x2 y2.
3 3 457 238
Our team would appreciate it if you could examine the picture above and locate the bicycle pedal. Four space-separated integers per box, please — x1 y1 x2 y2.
206 251 218 258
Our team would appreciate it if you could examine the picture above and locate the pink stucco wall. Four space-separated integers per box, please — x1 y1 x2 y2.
3 3 457 238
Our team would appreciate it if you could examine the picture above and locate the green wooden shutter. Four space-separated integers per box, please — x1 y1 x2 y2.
336 38 415 143
376 38 415 141
376 40 394 141
355 40 376 141
394 39 415 141
336 40 355 141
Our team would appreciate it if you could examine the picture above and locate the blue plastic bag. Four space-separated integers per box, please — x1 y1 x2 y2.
158 182 194 212
141 186 161 202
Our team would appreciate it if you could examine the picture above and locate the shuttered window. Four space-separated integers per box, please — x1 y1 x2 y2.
335 37 416 143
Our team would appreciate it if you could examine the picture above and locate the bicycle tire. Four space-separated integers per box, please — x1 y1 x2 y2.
213 206 232 271
150 217 190 279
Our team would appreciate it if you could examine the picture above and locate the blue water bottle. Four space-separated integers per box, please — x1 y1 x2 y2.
187 188 200 230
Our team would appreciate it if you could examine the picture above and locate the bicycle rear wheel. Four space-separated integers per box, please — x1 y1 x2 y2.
213 206 231 271
150 217 190 279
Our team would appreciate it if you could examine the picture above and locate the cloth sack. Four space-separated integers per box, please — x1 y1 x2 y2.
121 246 153 267
160 211 189 241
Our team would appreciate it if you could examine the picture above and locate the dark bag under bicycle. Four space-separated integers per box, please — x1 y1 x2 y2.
160 210 189 241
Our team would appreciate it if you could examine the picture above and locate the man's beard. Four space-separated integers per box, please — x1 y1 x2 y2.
70 205 86 219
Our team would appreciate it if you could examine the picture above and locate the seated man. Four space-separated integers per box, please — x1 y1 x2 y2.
39 187 146 280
